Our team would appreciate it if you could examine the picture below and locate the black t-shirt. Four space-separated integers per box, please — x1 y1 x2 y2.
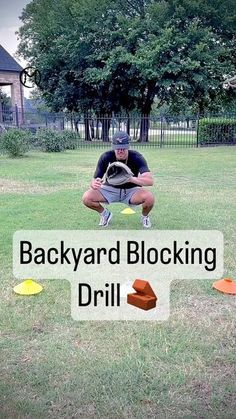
94 150 150 189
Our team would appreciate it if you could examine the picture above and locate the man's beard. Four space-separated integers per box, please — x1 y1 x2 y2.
116 152 128 162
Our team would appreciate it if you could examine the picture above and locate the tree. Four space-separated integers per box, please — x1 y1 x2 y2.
17 0 236 141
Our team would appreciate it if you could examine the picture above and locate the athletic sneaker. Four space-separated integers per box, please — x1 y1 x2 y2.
141 215 152 228
99 210 113 227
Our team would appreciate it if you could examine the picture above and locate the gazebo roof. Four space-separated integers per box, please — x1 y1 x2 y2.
0 45 23 72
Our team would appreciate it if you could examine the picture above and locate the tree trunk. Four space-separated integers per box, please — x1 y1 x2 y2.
127 115 130 136
95 118 100 139
84 114 92 141
89 118 95 139
101 116 111 142
138 114 150 142
74 118 79 133
196 91 206 115
137 82 156 142
60 117 64 131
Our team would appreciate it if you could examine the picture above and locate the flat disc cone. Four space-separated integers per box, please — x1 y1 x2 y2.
212 278 236 295
13 279 43 295
121 208 136 215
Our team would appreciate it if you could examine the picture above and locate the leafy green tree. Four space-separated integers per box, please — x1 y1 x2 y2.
17 0 236 141
0 89 11 109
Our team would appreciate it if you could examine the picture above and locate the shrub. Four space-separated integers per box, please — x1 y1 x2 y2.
60 130 80 150
0 128 29 157
36 128 65 152
36 128 80 152
198 118 236 146
17 128 40 150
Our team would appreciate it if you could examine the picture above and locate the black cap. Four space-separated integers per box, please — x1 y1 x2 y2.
112 131 130 149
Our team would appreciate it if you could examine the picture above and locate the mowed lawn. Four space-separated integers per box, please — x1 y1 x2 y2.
0 146 235 418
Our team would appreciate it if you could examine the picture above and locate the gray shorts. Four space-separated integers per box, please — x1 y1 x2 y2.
99 185 141 206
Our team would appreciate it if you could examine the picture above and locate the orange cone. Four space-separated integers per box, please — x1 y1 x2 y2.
212 278 236 295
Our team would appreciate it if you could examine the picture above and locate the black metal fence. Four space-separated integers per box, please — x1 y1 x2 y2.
0 105 236 149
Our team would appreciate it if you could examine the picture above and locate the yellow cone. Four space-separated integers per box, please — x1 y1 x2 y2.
13 279 43 295
121 207 136 215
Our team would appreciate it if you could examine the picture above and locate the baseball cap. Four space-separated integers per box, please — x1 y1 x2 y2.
112 131 130 150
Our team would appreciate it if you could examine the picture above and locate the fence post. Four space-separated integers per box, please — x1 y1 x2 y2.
112 111 115 137
15 104 19 127
196 113 200 147
160 116 164 148
0 100 3 123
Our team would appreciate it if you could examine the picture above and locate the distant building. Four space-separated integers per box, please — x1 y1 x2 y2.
0 44 24 124
225 75 236 88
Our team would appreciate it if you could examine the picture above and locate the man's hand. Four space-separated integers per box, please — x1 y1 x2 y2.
91 177 102 190
130 172 154 187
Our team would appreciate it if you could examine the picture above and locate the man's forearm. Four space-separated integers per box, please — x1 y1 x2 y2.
130 175 154 186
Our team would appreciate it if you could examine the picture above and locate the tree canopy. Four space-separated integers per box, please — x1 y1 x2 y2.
17 0 236 139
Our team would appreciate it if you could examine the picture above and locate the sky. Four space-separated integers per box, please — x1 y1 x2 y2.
0 0 32 97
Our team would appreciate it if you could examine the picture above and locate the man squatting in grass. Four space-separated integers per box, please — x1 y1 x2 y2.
82 131 155 228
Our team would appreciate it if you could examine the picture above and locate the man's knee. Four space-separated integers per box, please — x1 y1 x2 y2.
82 190 92 207
82 189 106 207
144 191 155 206
130 189 155 206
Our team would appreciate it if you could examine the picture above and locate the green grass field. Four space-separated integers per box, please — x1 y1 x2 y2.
0 147 235 418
